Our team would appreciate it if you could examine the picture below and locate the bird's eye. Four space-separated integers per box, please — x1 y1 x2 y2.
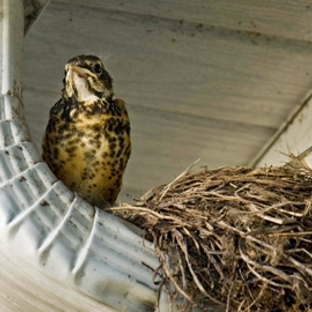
94 63 102 74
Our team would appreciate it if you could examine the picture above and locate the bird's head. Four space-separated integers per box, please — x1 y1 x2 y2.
62 55 113 102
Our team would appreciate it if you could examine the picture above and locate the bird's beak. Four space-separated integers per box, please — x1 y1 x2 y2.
65 64 90 79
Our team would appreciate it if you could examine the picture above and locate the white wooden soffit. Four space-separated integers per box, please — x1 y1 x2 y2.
251 90 312 167
0 1 184 311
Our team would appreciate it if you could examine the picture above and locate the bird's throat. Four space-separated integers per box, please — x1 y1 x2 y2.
66 71 99 104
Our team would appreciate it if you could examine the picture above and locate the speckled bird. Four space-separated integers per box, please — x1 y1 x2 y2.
42 55 131 208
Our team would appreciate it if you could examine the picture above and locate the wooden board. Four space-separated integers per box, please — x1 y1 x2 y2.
61 0 312 42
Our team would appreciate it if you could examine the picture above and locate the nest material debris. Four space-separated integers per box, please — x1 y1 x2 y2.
111 159 312 312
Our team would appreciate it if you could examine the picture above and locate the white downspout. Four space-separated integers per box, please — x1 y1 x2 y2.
0 1 176 311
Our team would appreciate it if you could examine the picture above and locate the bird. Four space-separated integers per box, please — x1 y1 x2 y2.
42 54 131 208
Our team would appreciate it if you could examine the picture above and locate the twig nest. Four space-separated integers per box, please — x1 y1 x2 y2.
111 163 312 312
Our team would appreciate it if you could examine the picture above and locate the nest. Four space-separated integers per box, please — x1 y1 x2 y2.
111 159 312 312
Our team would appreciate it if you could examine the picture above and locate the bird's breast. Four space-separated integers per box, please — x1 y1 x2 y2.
45 106 130 207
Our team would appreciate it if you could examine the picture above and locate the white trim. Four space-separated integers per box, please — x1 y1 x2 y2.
250 91 312 167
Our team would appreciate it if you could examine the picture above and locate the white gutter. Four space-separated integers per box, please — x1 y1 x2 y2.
0 1 178 311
